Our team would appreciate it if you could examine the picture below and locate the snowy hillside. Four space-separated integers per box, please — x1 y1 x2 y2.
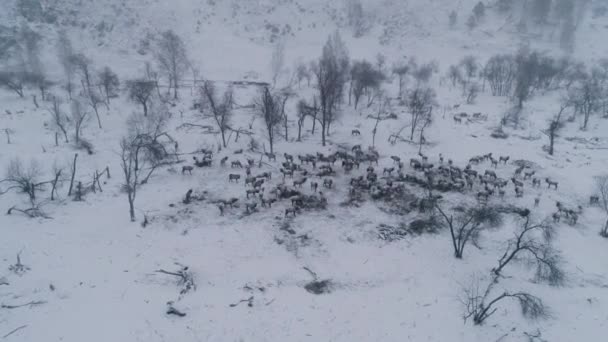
1 0 608 341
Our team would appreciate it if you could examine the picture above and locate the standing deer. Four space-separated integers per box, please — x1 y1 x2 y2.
182 166 194 175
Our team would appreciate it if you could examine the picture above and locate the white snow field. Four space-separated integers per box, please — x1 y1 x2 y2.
1 0 608 341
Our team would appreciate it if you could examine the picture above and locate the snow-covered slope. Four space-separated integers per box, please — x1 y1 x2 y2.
1 1 608 342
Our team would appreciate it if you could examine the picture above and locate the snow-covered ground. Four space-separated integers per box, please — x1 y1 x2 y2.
1 0 608 341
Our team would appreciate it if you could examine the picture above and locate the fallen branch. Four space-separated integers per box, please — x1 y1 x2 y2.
7 205 51 219
1 300 46 309
302 266 318 280
229 296 253 308
3 325 27 339
155 265 196 295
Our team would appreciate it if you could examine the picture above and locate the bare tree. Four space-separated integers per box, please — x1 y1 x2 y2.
254 86 282 154
449 10 458 28
464 83 480 104
368 93 391 147
447 65 463 87
569 74 601 130
0 158 44 205
98 66 120 105
48 95 70 143
460 55 478 86
56 30 75 99
392 62 412 97
412 60 438 85
346 0 369 37
294 62 311 88
492 216 564 286
127 79 155 116
120 106 175 221
119 138 141 222
595 175 608 238
543 102 569 156
484 54 516 96
155 30 189 100
70 98 89 145
461 276 548 325
70 53 93 93
270 39 285 86
435 203 502 259
199 81 234 148
0 71 28 97
350 60 384 109
311 31 349 146
405 87 436 140
296 97 318 141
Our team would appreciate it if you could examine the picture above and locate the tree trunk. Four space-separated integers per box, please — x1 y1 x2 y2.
220 129 227 148
128 193 136 222
68 153 78 197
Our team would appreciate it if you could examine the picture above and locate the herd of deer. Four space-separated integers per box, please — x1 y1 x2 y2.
178 143 592 225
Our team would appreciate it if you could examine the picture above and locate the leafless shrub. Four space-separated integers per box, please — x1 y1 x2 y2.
493 216 564 286
8 251 30 276
156 264 196 296
1 158 44 204
461 275 549 325
48 95 70 144
595 175 608 238
97 66 120 104
435 202 502 259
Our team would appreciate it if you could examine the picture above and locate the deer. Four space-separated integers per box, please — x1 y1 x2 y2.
524 171 535 180
231 160 243 168
182 166 194 175
285 207 298 217
511 178 524 188
545 178 558 189
260 196 270 208
485 170 497 179
246 188 261 198
259 172 272 180
310 181 318 192
351 129 361 136
245 176 256 186
228 174 241 183
515 187 524 198
280 168 294 179
284 153 294 162
453 115 462 124
590 195 600 205
245 202 257 214
499 156 510 164
220 156 228 166
265 152 276 161
419 152 429 163
552 212 561 222
534 197 540 207
253 179 265 189
383 167 395 175
532 178 541 187
293 178 307 188
477 191 490 202
490 158 498 168
391 156 401 164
